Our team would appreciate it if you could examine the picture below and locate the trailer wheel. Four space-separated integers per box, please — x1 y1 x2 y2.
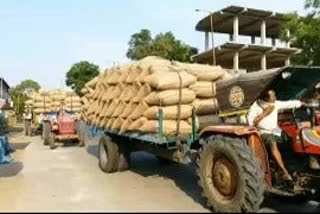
43 122 50 145
98 136 119 173
197 135 265 213
118 144 131 171
49 132 56 150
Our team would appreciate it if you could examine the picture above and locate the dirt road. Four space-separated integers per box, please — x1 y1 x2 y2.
0 132 319 212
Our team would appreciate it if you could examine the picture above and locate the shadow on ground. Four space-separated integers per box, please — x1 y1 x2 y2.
11 143 30 150
86 144 207 210
0 161 23 177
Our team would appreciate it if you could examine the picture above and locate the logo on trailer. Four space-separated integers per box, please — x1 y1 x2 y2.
229 86 244 108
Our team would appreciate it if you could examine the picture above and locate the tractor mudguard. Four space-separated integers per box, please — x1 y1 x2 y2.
199 125 272 189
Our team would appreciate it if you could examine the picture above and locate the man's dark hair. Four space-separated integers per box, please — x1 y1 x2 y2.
312 89 320 99
260 89 273 101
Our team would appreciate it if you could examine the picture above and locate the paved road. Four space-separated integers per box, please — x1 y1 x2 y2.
0 133 319 212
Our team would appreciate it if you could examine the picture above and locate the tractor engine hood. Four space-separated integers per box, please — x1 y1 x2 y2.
216 66 320 115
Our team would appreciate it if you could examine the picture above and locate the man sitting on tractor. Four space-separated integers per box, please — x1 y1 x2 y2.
248 89 306 183
308 90 320 170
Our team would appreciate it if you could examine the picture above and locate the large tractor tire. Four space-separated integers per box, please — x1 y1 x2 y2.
98 136 119 173
197 135 265 213
43 122 51 146
49 132 56 150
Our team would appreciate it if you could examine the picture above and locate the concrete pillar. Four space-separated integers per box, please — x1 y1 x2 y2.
261 20 266 45
251 36 255 44
272 38 276 46
229 34 233 42
205 32 209 51
233 51 239 70
233 16 239 42
261 54 267 70
285 57 291 66
286 30 291 48
0 78 2 99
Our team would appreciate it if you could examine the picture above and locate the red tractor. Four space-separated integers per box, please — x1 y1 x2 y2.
43 112 84 149
198 66 320 209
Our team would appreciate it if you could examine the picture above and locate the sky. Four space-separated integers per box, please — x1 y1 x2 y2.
0 0 305 90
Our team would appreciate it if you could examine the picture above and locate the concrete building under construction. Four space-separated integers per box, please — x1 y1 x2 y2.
193 5 301 72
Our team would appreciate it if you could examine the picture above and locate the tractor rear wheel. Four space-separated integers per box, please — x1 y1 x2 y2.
197 135 265 213
98 136 119 173
49 132 56 150
43 122 50 146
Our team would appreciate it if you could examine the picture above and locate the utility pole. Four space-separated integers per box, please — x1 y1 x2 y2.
195 9 216 66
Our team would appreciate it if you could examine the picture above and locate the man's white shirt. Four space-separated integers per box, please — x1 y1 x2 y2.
247 100 302 136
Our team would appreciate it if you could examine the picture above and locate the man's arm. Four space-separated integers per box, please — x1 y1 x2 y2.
253 105 275 126
276 100 303 110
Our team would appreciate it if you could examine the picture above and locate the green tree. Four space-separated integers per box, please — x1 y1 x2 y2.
66 61 99 96
126 29 198 62
281 0 320 65
9 79 41 120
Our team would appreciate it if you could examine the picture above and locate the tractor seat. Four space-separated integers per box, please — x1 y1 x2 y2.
301 128 320 145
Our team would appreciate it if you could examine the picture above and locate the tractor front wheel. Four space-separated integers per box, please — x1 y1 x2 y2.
197 135 265 213
43 122 50 146
49 132 56 150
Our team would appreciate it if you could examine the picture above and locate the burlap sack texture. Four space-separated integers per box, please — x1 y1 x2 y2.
81 56 233 136
25 89 82 115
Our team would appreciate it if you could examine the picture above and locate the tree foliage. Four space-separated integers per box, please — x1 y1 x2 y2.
281 0 320 65
9 79 41 120
66 61 100 96
126 29 198 62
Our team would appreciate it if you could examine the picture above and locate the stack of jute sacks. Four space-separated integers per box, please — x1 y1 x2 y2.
26 89 82 115
81 56 233 137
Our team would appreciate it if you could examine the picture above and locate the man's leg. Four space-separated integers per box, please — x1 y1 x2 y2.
309 155 320 170
269 142 292 180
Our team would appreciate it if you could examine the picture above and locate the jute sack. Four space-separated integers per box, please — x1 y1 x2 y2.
65 96 80 103
128 117 148 131
120 101 137 119
144 89 196 106
144 70 196 90
123 83 141 102
134 67 150 83
119 118 133 134
109 83 124 100
134 56 170 74
174 62 225 81
111 118 124 130
86 76 99 89
106 118 115 129
107 69 120 85
105 99 119 117
99 101 110 118
52 94 66 101
128 101 149 120
25 100 33 106
66 102 82 108
139 120 192 136
193 98 219 115
112 101 127 118
34 96 52 103
132 84 152 103
33 102 51 108
81 87 88 95
143 105 193 120
70 107 81 112
125 64 141 83
189 81 216 98
81 96 89 105
102 86 114 102
118 67 130 83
